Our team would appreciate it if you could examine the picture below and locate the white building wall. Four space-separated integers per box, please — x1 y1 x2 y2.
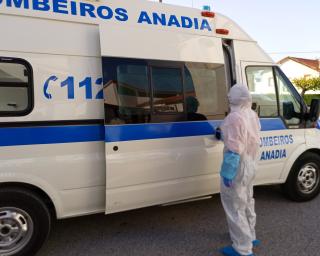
280 60 319 80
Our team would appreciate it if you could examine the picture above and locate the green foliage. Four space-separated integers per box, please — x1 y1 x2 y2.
292 77 320 96
303 94 320 106
311 77 320 89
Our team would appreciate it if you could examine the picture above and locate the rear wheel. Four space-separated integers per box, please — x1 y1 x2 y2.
0 188 51 256
282 152 320 202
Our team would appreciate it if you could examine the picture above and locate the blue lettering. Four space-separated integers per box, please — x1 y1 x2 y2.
266 151 271 160
70 0 77 15
261 137 268 147
95 78 104 99
167 15 181 27
194 18 199 30
6 0 29 8
271 150 275 159
200 19 212 31
61 76 75 99
289 135 294 144
97 6 113 19
52 0 68 14
181 16 193 28
79 77 92 99
33 0 49 11
138 11 152 24
260 149 287 161
282 149 287 158
284 135 290 144
152 12 166 26
79 2 96 18
268 137 273 146
279 136 284 145
43 76 58 99
115 8 128 21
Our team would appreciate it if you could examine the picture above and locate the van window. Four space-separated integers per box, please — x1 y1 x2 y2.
185 63 227 121
0 59 33 116
275 68 302 125
102 57 228 124
151 67 184 113
103 58 151 124
246 66 278 117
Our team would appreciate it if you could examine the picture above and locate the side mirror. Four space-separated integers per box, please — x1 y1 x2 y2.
309 99 320 122
251 102 260 116
283 101 295 120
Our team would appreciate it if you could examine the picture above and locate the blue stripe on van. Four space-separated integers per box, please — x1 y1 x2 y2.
105 118 286 142
0 118 286 146
105 120 221 142
260 118 287 131
0 125 105 147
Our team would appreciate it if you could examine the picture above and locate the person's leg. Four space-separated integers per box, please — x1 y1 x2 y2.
245 161 257 243
246 185 256 241
220 177 253 255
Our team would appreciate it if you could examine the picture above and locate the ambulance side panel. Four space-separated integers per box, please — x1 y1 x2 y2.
0 15 107 218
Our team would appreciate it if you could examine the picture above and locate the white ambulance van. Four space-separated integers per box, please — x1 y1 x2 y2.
1 0 320 255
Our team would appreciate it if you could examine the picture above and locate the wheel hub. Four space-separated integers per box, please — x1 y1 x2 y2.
0 208 33 256
298 164 319 194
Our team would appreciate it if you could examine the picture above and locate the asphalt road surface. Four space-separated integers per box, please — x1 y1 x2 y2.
37 186 320 256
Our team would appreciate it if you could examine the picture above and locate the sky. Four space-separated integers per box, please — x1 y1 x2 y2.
149 0 320 62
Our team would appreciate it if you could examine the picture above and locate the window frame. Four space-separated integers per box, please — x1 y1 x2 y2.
245 65 280 118
245 65 307 128
102 57 229 124
149 62 185 116
274 67 307 128
274 66 307 114
0 57 34 117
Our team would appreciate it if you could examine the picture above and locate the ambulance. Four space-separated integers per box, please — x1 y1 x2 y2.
0 0 319 255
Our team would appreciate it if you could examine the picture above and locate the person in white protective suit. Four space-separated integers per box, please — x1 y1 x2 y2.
218 83 261 256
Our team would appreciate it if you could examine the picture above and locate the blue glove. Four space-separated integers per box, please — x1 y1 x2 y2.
223 177 233 188
220 151 240 185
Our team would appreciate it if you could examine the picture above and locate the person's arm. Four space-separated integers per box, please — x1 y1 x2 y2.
223 114 246 155
220 114 245 187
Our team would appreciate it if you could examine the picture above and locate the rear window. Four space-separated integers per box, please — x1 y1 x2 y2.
0 58 33 116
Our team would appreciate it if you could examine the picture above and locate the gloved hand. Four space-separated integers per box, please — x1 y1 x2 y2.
215 127 223 141
223 177 233 188
220 151 240 188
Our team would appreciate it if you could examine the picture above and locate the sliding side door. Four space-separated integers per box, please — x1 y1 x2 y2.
102 57 228 214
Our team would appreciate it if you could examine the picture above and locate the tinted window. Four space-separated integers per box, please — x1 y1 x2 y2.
102 58 228 125
151 67 183 113
103 58 150 124
0 59 33 116
185 63 227 121
246 66 278 117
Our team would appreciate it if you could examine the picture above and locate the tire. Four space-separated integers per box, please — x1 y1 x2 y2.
0 188 51 256
282 152 320 202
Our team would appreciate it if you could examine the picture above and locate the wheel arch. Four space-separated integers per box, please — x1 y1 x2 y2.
0 182 57 219
281 146 320 182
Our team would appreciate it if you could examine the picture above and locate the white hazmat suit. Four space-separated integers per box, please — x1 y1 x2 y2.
220 83 261 256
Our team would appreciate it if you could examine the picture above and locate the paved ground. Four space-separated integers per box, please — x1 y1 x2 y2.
37 186 320 256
